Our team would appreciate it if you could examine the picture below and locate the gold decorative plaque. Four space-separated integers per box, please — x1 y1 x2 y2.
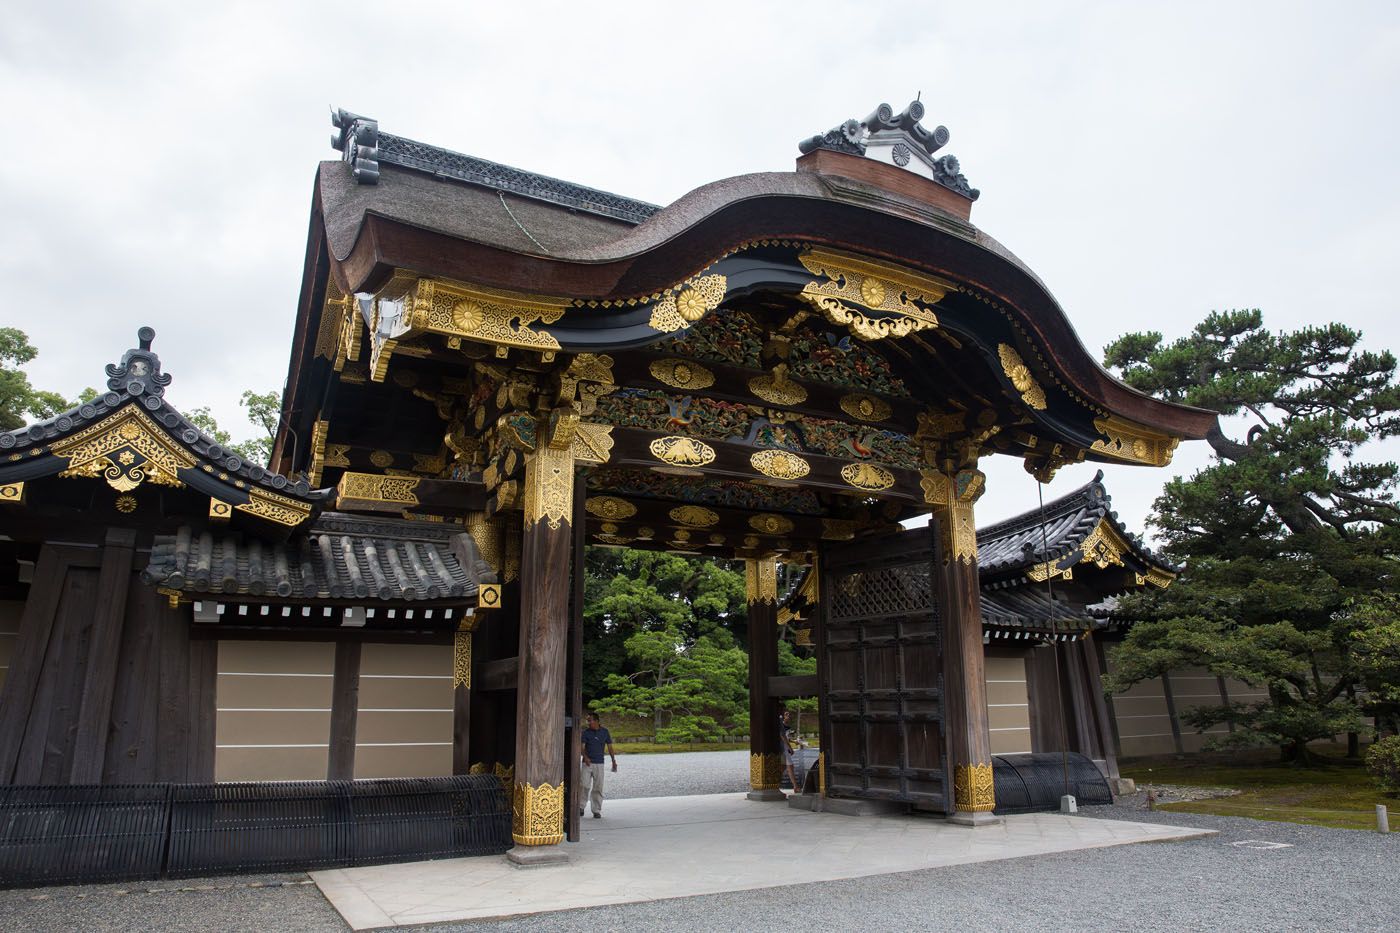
840 462 895 491
647 274 728 333
649 358 715 390
996 344 1047 411
750 449 810 480
648 435 716 468
749 513 795 535
839 393 892 422
586 496 637 520
669 505 720 527
0 482 24 504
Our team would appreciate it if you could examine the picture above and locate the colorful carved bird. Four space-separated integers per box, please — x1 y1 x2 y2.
665 395 696 430
843 431 877 458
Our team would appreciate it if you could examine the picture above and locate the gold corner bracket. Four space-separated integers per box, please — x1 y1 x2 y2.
953 762 996 812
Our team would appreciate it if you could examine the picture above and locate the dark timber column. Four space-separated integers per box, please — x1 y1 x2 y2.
926 466 999 825
327 642 362 780
745 556 783 800
509 433 574 860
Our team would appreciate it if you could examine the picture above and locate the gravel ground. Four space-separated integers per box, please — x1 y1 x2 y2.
3 757 1395 933
605 749 751 800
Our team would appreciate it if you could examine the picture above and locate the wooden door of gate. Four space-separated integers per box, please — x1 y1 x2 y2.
819 528 950 810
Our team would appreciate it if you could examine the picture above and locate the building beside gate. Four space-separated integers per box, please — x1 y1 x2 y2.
0 99 1217 863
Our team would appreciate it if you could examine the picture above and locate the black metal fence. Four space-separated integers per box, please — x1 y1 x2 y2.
991 752 1113 814
0 775 510 888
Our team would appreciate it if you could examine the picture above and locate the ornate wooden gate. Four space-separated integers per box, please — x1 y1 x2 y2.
819 529 949 810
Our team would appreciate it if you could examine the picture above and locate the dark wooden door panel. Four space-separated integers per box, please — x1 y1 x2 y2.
819 528 948 808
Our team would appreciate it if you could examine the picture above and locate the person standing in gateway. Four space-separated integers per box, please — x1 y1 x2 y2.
579 712 617 819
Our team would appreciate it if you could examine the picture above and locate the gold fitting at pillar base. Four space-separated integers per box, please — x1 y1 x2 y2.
511 781 565 846
749 753 783 791
952 762 997 813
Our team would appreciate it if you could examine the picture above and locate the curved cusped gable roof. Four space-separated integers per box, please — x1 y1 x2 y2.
976 470 1177 587
296 109 1216 464
0 328 326 531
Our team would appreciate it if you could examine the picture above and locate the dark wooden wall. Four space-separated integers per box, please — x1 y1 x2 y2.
0 538 215 785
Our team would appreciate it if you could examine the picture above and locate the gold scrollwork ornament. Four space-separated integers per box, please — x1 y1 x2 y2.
750 752 783 790
749 513 794 535
997 344 1047 411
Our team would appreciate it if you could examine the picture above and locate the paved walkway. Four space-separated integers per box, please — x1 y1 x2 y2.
311 793 1211 929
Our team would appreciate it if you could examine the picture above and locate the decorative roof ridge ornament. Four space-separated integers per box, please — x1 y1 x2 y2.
331 107 381 184
797 98 980 201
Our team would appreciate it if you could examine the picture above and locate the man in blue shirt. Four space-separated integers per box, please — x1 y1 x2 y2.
579 712 617 819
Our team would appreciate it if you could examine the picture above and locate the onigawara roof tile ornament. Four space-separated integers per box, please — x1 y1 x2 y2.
799 98 979 200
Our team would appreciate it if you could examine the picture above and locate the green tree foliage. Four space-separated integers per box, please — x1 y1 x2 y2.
583 548 750 741
182 390 281 466
1102 310 1400 760
0 328 92 430
591 621 749 742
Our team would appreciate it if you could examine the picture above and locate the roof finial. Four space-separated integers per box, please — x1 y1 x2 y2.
138 326 155 351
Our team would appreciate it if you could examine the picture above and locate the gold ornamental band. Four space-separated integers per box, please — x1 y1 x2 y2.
750 752 783 790
952 762 996 812
511 780 565 846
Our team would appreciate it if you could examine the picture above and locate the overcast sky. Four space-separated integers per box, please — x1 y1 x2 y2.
3 1 1397 535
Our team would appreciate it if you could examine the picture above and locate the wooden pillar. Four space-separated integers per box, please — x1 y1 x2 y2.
328 641 362 780
926 467 999 825
1079 633 1120 781
565 479 586 842
509 439 574 858
745 556 783 800
70 528 137 783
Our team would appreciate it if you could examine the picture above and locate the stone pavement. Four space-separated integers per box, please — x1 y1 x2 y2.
311 793 1213 929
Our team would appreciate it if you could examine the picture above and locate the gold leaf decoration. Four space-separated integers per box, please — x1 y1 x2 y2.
669 505 720 527
648 358 715 390
750 752 783 790
51 408 194 493
648 435 716 468
797 248 945 341
839 393 892 422
748 365 808 406
996 344 1047 410
648 274 729 333
511 781 565 846
1090 415 1179 466
403 275 568 352
749 513 795 535
522 444 574 531
953 762 996 812
586 496 637 520
750 449 810 480
840 462 895 491
453 630 472 688
745 556 778 605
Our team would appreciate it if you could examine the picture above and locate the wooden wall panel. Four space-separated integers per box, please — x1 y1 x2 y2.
984 654 1032 756
0 600 23 696
354 643 453 779
215 640 334 782
1104 654 1178 757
